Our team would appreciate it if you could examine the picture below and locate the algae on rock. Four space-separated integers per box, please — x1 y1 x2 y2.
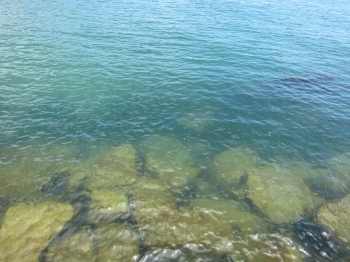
315 194 350 245
227 233 303 262
87 189 130 225
212 147 257 196
140 136 199 189
132 177 177 227
190 198 268 236
45 227 95 262
143 207 236 255
0 201 73 262
86 143 138 190
245 165 324 224
96 223 140 262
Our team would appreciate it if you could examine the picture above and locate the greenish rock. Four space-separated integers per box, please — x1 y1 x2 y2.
315 194 350 245
227 233 303 262
132 177 177 228
287 162 327 180
192 178 223 200
190 198 268 236
246 165 324 224
96 223 139 262
45 227 95 262
286 163 343 199
177 110 214 133
212 148 257 196
323 153 350 197
140 136 200 189
0 201 74 262
87 189 130 225
86 144 138 190
142 207 237 256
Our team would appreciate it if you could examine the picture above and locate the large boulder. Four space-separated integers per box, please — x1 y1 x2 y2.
245 165 324 223
140 136 199 190
211 147 257 197
85 144 138 190
45 227 95 262
87 189 130 225
192 178 223 200
227 233 303 262
315 194 350 245
143 207 235 258
177 110 214 133
132 177 177 228
0 201 73 262
190 198 268 236
96 223 140 262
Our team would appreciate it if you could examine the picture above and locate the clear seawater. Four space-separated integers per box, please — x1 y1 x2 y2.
1 0 350 260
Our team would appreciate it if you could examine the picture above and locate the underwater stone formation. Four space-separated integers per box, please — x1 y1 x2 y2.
140 136 200 190
227 233 303 262
0 201 73 262
87 189 130 225
315 194 350 246
291 220 346 261
96 223 140 262
212 147 257 197
245 165 324 224
190 198 268 236
177 110 214 133
132 177 177 228
85 143 138 190
45 227 95 262
142 207 236 256
41 171 71 202
301 154 350 200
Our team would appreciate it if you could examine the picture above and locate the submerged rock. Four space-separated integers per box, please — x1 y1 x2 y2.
41 171 70 202
96 223 139 262
315 194 350 245
86 143 138 190
0 201 73 262
190 198 268 236
191 178 223 200
143 207 236 256
246 165 324 224
212 147 257 197
177 110 214 133
292 220 345 261
227 233 303 262
300 154 350 200
87 189 130 225
140 136 200 190
45 227 95 262
132 177 177 227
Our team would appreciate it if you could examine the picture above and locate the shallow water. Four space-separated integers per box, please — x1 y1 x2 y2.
1 0 350 261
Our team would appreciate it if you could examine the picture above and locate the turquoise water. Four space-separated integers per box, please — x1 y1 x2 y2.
1 0 350 260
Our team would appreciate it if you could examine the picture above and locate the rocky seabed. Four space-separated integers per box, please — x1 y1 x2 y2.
1 136 350 261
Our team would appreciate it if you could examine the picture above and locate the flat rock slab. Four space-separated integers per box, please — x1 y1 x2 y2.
96 223 140 262
190 198 268 236
212 147 258 197
140 136 199 189
45 227 95 262
0 201 73 262
87 189 130 225
315 194 350 245
246 165 324 224
227 233 303 262
132 177 177 228
86 144 138 190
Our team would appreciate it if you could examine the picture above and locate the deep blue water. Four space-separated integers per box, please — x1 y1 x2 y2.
1 0 350 260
